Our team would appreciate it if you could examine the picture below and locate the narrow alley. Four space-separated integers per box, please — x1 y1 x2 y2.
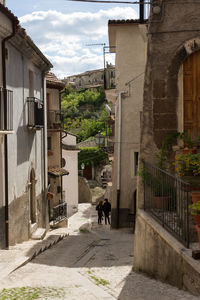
0 204 199 300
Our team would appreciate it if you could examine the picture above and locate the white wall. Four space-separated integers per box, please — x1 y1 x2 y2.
109 23 147 226
6 43 44 203
62 135 79 217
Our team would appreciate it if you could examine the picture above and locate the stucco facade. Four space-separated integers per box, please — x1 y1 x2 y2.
108 20 147 227
62 133 79 217
134 0 200 295
0 3 52 248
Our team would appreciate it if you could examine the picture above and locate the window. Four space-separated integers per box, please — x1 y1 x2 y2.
134 152 139 176
27 97 44 128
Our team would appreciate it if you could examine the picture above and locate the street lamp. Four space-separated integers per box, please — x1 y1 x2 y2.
95 132 104 148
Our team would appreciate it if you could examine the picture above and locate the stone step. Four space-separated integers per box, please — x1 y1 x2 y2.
31 228 46 240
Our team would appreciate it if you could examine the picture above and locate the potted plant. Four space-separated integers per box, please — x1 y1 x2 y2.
175 152 200 201
182 133 197 154
189 201 200 224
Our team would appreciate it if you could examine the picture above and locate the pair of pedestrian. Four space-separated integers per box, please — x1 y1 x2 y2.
96 198 111 225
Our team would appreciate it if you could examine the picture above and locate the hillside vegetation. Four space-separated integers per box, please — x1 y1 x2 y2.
61 85 110 142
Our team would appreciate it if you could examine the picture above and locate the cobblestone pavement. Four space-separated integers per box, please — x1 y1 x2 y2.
0 204 199 299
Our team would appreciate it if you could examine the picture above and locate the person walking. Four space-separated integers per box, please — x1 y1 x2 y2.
103 198 111 225
96 200 103 224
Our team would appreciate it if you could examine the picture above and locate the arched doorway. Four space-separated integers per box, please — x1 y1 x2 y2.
183 51 200 139
30 169 36 224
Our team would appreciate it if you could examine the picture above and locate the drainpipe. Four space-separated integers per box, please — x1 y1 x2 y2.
59 91 63 202
42 72 47 228
2 22 18 248
116 91 126 228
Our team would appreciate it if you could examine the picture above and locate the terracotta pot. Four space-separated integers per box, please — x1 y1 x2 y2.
195 225 200 247
193 215 200 225
183 148 197 154
154 196 169 210
191 191 200 203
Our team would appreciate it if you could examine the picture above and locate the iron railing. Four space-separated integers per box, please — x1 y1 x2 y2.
0 88 13 131
51 202 67 224
27 97 44 128
47 110 62 128
142 160 190 248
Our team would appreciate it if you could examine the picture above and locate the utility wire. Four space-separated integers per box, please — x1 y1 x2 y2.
66 0 150 4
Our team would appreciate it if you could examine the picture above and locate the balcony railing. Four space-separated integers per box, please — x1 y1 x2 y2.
142 160 190 248
27 97 44 129
50 202 67 224
47 110 62 129
0 88 13 131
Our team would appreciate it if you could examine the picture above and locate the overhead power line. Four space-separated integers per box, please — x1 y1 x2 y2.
66 0 150 4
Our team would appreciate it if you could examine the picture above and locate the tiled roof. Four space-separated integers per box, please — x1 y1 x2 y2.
62 144 80 151
108 19 147 25
0 3 19 24
48 167 69 177
0 4 52 69
46 72 65 89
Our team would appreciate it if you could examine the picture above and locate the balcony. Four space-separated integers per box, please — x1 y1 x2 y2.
47 110 62 130
0 88 13 133
27 97 44 129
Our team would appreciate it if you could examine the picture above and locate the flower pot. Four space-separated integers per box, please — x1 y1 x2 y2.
191 191 200 203
154 196 169 210
182 176 200 192
183 148 197 154
195 225 200 247
193 215 200 225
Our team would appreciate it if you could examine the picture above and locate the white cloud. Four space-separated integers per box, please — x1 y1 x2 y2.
19 7 137 78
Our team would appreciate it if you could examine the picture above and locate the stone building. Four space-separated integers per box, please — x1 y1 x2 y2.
107 19 147 228
134 0 200 295
63 64 115 90
0 2 52 248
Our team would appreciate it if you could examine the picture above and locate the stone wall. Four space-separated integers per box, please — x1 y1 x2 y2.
78 176 92 203
135 0 200 291
9 192 44 246
134 210 200 296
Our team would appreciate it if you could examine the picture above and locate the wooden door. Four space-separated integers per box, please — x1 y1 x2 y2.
183 51 200 139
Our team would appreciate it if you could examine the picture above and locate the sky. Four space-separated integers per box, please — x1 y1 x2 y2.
6 0 140 78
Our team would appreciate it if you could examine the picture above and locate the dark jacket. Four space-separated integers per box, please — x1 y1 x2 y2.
103 201 111 214
96 204 103 215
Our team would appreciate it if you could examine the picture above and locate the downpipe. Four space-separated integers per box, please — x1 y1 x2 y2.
2 22 18 249
42 73 48 228
116 90 127 229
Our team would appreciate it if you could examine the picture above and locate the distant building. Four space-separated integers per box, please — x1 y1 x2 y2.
63 64 115 90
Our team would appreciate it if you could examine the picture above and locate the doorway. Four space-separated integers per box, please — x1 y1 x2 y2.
183 51 200 139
